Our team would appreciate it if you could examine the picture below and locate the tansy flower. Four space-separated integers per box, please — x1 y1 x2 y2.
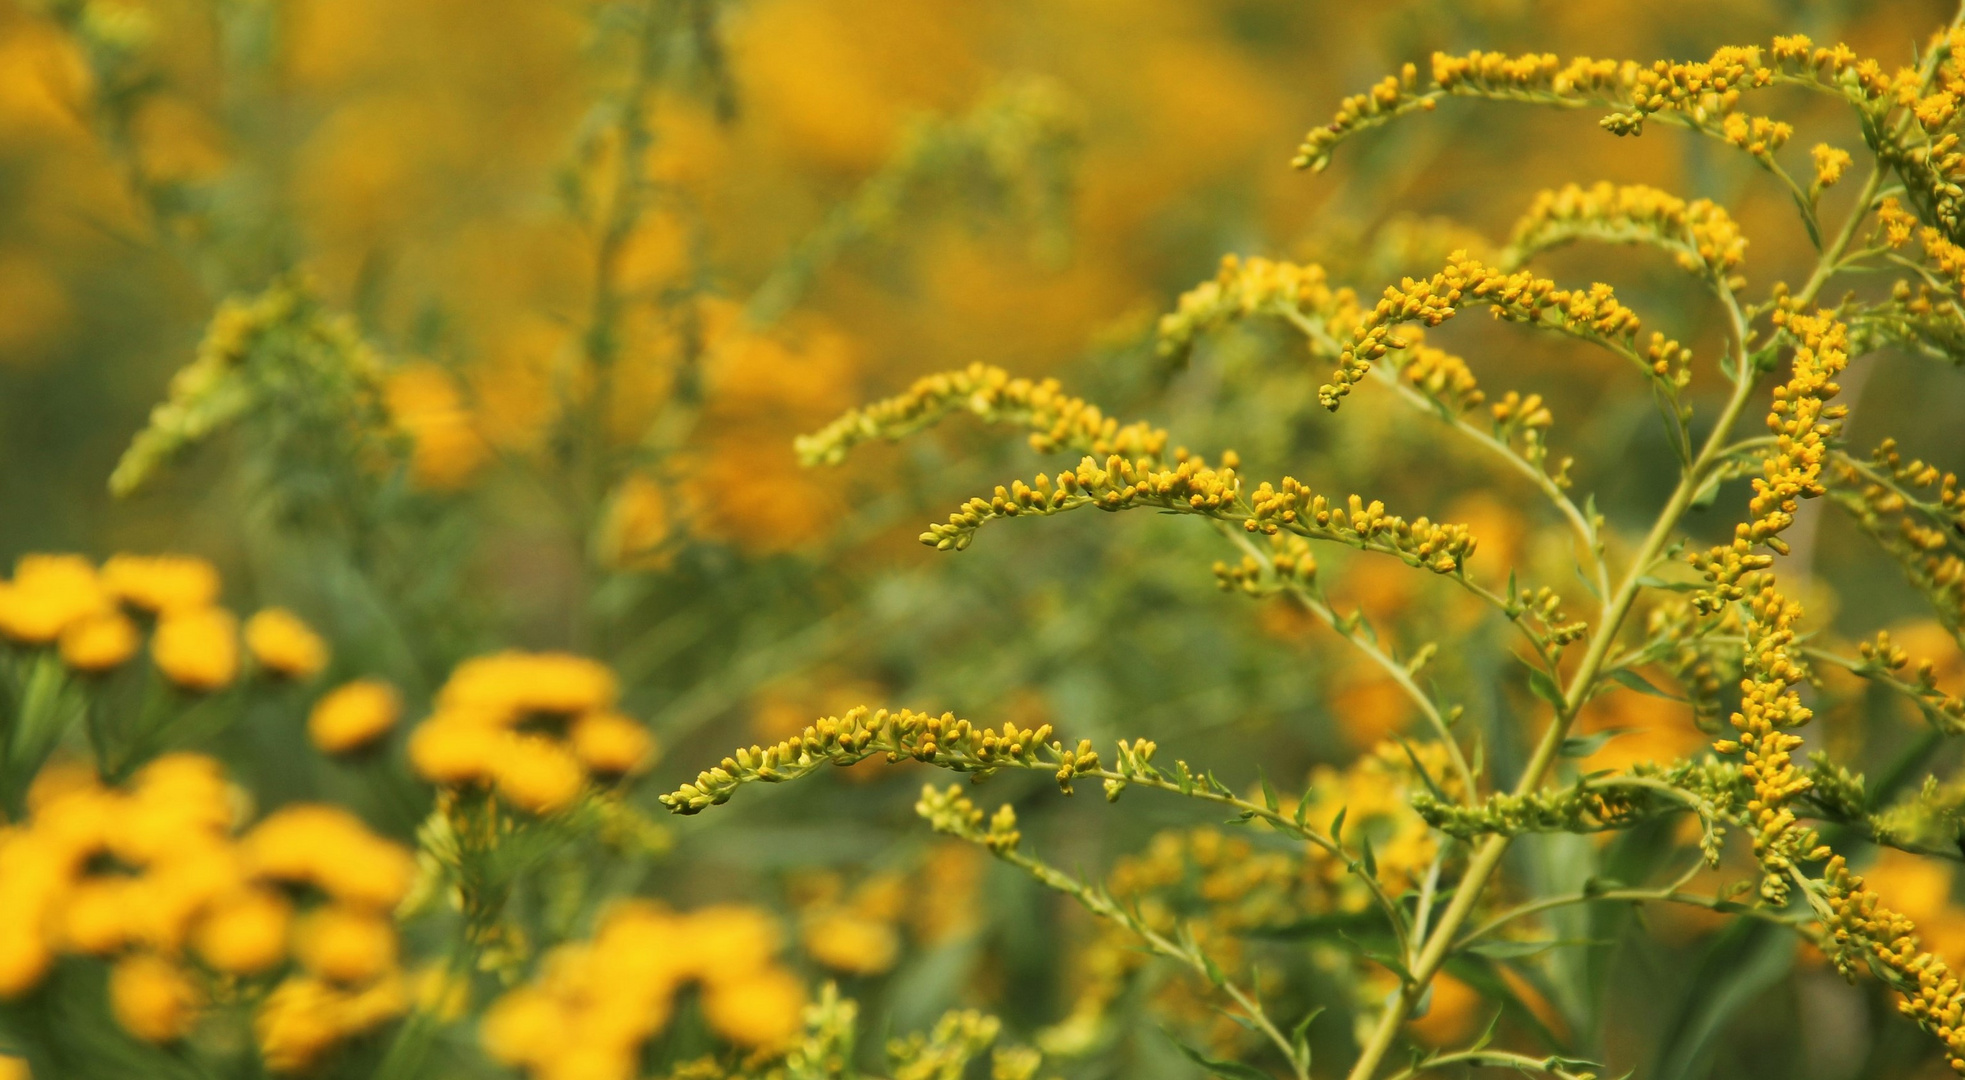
406 721 501 784
152 607 239 692
294 906 397 984
384 362 490 491
246 608 329 679
109 952 201 1043
800 907 900 975
255 974 408 1074
195 888 292 974
700 967 806 1048
101 554 221 615
0 554 110 644
58 610 139 672
488 735 585 815
242 805 415 912
308 680 401 755
569 712 656 777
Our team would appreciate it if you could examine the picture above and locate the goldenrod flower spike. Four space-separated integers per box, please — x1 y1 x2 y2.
795 361 1168 468
1320 250 1645 410
1504 182 1747 284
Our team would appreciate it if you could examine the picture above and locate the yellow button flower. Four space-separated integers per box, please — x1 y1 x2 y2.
255 976 347 1074
196 888 291 975
245 608 329 680
0 554 110 644
152 606 239 692
101 554 221 615
58 610 139 672
109 952 201 1043
700 967 805 1049
295 905 397 984
569 712 656 777
308 679 401 755
407 720 499 784
489 735 585 815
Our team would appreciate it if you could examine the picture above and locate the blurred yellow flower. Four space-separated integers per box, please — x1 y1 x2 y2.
569 711 657 778
108 952 201 1043
195 888 292 975
488 735 585 816
152 606 240 692
308 679 401 755
102 554 221 615
0 554 110 644
246 608 330 680
294 905 398 985
385 362 491 490
700 966 806 1049
58 610 139 672
800 906 900 976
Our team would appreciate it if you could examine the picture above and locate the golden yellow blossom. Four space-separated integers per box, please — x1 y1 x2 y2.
57 610 139 672
108 952 201 1043
308 679 401 755
701 967 807 1048
294 906 398 984
195 888 292 975
0 554 110 644
245 608 329 679
151 606 240 692
100 554 221 615
569 711 657 777
385 362 490 490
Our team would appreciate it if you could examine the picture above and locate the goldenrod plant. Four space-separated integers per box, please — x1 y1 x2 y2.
5 0 1965 1078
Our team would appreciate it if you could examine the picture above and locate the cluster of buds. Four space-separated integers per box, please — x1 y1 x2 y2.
1243 478 1478 575
1506 182 1747 283
1321 250 1643 410
1750 311 1850 550
1397 340 1486 413
915 785 1023 854
919 451 1240 552
795 362 1167 468
1212 536 1317 597
1156 255 1360 363
659 707 1103 814
1829 440 1965 637
1857 630 1965 732
1821 856 1965 1073
1712 581 1822 903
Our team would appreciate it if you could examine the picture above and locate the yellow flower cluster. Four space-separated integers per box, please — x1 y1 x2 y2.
0 756 413 1067
1688 313 1849 904
244 607 330 680
795 362 1168 468
792 871 907 976
1320 250 1642 409
660 705 1092 813
1750 311 1850 552
408 651 654 815
917 450 1237 553
1858 629 1965 731
242 805 419 1071
110 280 383 498
383 361 491 491
1506 182 1747 282
912 444 1479 579
1155 255 1360 363
0 552 323 694
308 678 402 755
482 901 807 1079
1830 439 1965 636
1822 855 1965 1073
